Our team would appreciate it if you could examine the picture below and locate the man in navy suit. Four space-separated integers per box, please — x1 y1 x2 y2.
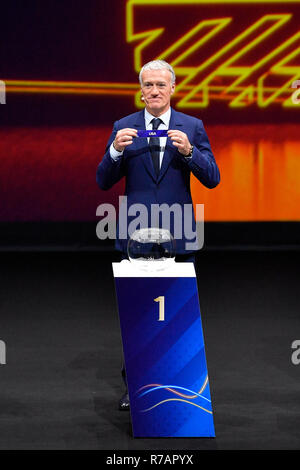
96 60 220 409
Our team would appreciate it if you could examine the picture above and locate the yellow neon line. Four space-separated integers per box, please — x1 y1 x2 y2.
141 398 213 414
5 87 136 96
258 47 300 107
4 80 139 89
4 81 293 104
126 1 133 38
172 15 286 96
127 0 299 109
4 80 294 94
159 18 232 66
217 14 293 96
176 14 296 107
271 45 300 75
189 15 287 79
220 15 291 71
129 0 300 4
126 1 164 71
223 31 300 97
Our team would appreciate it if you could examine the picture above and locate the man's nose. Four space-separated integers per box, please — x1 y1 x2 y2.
151 85 159 95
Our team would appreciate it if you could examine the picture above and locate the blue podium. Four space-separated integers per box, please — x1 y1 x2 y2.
113 261 215 438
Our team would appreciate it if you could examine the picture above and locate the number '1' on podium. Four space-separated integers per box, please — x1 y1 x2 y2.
113 261 215 437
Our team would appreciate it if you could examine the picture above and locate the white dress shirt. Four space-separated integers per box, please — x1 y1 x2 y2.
110 107 171 169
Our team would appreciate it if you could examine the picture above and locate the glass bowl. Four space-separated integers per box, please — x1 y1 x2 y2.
127 228 176 271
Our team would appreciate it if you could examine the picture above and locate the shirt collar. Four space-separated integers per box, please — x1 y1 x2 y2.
144 107 171 127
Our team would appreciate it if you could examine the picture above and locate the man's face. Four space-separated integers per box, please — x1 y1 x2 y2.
140 68 175 116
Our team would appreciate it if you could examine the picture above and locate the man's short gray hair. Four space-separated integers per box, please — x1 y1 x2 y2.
139 60 176 85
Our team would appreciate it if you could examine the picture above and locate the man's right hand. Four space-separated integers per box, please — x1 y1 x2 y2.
113 128 138 152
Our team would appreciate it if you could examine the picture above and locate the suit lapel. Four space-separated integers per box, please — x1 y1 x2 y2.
158 108 183 183
132 108 184 183
133 109 157 181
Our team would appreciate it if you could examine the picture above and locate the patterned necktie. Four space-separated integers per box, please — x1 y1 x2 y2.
149 118 162 177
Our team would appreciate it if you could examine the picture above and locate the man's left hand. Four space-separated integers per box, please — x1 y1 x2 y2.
168 130 192 156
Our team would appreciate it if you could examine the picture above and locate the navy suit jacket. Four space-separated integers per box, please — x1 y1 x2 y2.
96 108 220 254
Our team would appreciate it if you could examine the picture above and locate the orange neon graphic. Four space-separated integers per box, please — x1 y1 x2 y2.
3 79 297 105
2 0 300 109
191 124 300 221
127 0 300 108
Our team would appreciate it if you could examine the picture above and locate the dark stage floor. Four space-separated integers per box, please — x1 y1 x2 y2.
0 249 299 450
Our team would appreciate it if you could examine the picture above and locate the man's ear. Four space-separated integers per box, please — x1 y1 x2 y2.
171 83 176 95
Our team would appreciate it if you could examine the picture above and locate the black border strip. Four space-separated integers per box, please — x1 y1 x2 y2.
0 221 299 251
